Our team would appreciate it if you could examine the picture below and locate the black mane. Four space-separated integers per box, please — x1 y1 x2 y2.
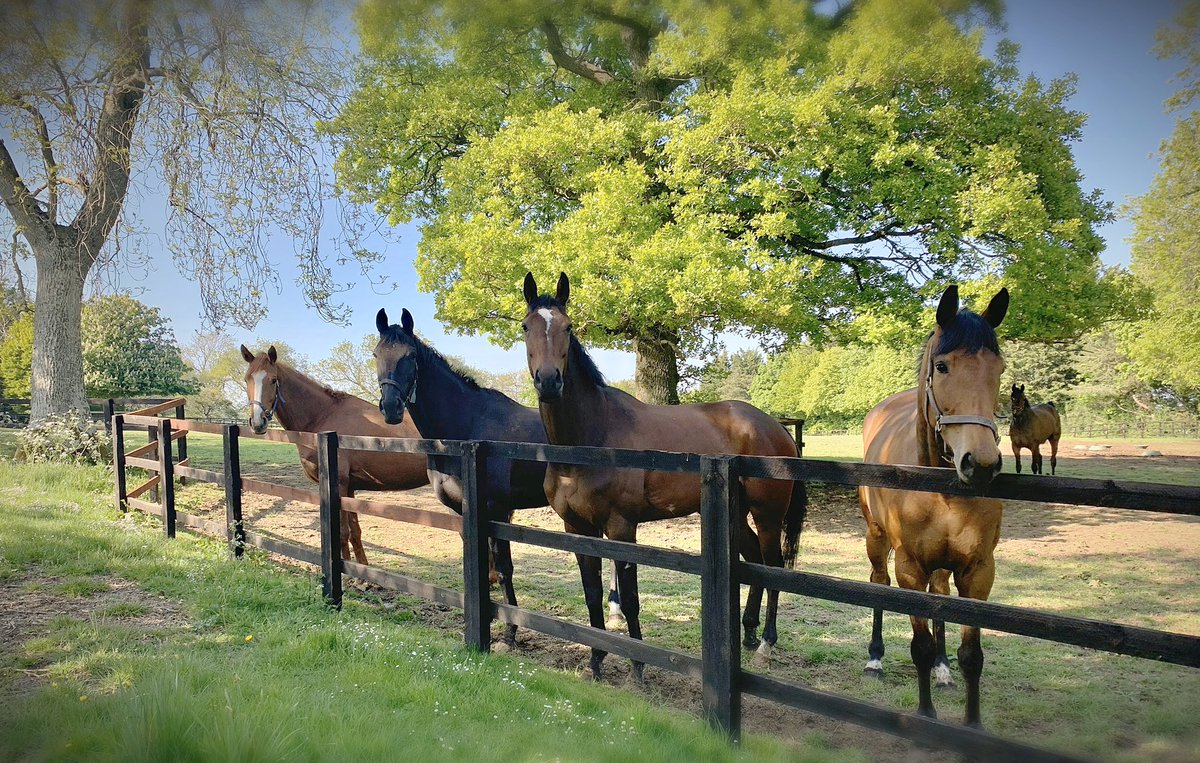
379 325 482 391
933 309 1001 357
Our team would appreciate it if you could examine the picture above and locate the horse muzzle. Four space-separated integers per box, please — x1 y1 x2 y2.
957 451 1002 488
533 368 564 401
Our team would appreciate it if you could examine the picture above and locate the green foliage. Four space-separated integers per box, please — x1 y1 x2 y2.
0 311 33 397
14 411 111 465
681 349 763 404
332 0 1125 401
81 296 197 398
316 334 378 399
750 343 912 431
1000 340 1081 414
1124 3 1200 395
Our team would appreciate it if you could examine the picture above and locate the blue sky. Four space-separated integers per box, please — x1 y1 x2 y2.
104 0 1187 382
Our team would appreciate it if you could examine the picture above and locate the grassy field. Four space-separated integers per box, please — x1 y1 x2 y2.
4 426 1198 761
157 430 1200 761
0 460 853 763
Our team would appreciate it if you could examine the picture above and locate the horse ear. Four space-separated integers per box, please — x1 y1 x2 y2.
982 287 1009 328
267 345 278 364
240 344 255 363
376 308 389 334
523 272 538 305
936 285 959 328
556 272 570 306
401 308 414 335
1019 383 1025 393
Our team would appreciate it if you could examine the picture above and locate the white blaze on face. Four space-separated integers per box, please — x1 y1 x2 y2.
250 370 267 428
537 308 555 342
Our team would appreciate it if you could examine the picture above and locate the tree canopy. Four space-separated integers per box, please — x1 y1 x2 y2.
0 0 365 419
332 0 1127 403
1124 0 1200 396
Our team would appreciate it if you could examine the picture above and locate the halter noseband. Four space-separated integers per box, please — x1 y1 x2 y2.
379 356 418 411
252 378 285 424
924 357 1000 464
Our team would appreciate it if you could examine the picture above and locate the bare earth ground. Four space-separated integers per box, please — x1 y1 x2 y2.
10 436 1190 760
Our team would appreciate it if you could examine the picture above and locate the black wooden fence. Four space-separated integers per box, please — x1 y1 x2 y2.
111 411 1200 763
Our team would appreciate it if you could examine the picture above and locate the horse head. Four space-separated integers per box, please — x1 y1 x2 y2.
374 307 419 426
923 285 1009 487
1010 383 1029 417
521 271 572 402
240 344 282 434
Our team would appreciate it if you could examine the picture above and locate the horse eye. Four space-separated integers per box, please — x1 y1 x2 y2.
521 323 528 332
935 362 949 374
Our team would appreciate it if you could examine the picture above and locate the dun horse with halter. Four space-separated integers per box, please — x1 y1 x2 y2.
373 307 557 647
241 345 428 563
521 272 806 681
1009 383 1062 475
858 285 1008 726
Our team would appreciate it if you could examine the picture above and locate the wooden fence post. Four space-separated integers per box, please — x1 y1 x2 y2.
317 431 343 609
223 424 244 558
795 419 805 458
103 399 115 436
175 401 188 485
461 441 492 652
147 423 159 502
158 419 176 538
700 454 741 742
112 414 127 513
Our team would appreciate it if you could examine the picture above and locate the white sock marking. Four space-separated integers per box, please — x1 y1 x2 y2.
934 662 954 686
865 659 883 671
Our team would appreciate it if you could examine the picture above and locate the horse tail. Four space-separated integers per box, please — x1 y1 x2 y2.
782 478 807 569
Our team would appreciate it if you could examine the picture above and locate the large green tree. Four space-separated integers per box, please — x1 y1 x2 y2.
0 0 366 422
1125 0 1200 395
332 0 1122 403
81 295 196 398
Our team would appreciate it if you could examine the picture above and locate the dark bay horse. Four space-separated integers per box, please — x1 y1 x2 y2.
1009 383 1062 475
240 345 428 563
521 272 806 680
373 308 553 647
858 285 1008 726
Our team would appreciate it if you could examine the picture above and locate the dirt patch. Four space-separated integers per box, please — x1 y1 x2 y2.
0 573 190 697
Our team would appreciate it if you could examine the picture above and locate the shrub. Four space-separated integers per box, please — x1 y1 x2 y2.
15 411 112 466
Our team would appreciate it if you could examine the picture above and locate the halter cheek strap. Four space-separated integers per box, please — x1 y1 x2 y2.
924 360 1000 463
379 362 418 407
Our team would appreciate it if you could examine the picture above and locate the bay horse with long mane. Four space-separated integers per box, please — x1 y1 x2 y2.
1009 383 1062 475
240 345 428 564
858 285 1008 726
373 307 554 647
521 272 806 680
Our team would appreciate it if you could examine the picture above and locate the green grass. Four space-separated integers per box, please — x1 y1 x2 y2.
0 460 854 763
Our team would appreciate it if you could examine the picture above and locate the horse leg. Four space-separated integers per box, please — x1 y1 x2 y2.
897 554 937 718
750 512 786 666
954 559 997 727
607 560 623 629
567 521 608 681
609 520 645 683
1012 443 1022 474
1049 435 1060 476
1032 444 1043 475
930 569 954 688
862 496 890 677
338 483 368 565
491 535 519 649
737 516 765 650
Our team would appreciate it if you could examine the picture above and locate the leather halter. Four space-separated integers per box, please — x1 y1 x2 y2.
379 356 418 410
924 356 1000 464
251 378 285 424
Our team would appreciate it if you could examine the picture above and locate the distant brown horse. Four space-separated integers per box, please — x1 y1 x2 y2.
240 345 428 563
858 285 1008 727
521 272 806 680
1009 383 1062 475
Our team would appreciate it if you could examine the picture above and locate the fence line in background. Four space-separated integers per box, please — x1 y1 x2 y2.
111 411 1198 763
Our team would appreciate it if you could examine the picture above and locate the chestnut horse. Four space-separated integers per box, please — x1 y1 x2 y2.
521 272 806 680
1009 383 1062 475
858 285 1008 727
240 345 428 563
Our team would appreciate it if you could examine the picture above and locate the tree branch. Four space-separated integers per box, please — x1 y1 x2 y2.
0 137 52 247
18 102 59 221
539 20 618 85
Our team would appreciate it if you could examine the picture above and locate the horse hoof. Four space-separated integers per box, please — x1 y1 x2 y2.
743 635 761 650
605 615 625 631
918 707 938 720
750 642 773 668
864 659 884 678
493 639 513 654
934 663 956 688
629 664 646 685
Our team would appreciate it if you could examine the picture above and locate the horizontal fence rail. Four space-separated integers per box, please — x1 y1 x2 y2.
110 415 1198 763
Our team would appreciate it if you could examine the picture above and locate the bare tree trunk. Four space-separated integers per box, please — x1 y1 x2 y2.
633 326 680 405
31 248 89 421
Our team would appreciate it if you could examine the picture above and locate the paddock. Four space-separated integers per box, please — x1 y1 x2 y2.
111 405 1200 762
